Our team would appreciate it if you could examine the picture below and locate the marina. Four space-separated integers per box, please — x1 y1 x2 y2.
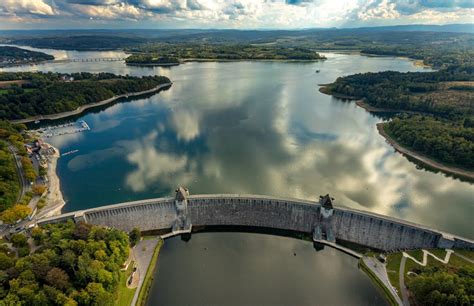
36 120 90 138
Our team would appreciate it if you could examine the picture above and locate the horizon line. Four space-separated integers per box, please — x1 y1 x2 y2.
0 23 473 32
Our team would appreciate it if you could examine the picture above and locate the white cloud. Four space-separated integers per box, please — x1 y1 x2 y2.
0 0 55 16
71 2 144 20
0 0 472 30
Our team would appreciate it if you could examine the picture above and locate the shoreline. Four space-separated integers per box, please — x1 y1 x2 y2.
11 82 173 124
319 85 474 180
319 86 429 114
377 123 474 181
181 58 326 63
36 144 65 218
126 62 179 67
355 100 428 115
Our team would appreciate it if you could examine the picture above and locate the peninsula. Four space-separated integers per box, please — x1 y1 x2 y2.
126 43 326 63
0 46 54 67
125 54 180 66
320 63 474 179
0 72 171 122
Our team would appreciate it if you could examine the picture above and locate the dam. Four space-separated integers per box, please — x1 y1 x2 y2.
37 187 473 252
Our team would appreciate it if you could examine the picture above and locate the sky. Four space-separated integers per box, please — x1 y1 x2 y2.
0 0 473 30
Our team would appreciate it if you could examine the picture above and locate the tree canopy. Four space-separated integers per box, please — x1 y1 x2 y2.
0 221 130 305
0 72 170 120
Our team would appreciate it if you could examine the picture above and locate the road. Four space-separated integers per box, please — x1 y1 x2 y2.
399 256 410 306
363 257 403 306
130 237 161 306
7 143 28 203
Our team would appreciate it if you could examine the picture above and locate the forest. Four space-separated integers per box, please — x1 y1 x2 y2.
0 221 130 305
0 72 170 120
406 264 473 305
0 120 37 214
385 116 474 169
10 35 147 51
4 26 472 51
125 54 179 65
324 41 474 171
361 44 474 68
0 46 54 67
127 43 326 61
325 65 474 116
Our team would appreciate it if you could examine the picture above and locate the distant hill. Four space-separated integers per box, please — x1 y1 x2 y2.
353 24 474 33
0 24 471 50
0 46 54 66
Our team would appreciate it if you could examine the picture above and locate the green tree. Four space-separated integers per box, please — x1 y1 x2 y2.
11 233 27 248
0 253 14 270
1 204 31 224
46 267 70 290
129 228 141 246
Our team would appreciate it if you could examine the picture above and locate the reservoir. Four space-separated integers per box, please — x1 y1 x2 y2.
148 232 388 306
2 48 473 304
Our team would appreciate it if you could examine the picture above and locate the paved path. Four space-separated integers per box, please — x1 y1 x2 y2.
314 239 362 258
363 257 403 306
402 249 453 266
398 249 454 306
130 237 160 306
399 256 410 306
7 143 28 203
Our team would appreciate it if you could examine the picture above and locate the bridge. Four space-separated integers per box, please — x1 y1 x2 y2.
53 58 126 63
37 187 473 252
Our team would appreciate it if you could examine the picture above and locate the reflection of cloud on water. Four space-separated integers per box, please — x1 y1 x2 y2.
125 131 192 192
46 59 471 237
122 77 473 237
170 110 200 141
67 142 130 172
91 118 121 133
47 132 84 149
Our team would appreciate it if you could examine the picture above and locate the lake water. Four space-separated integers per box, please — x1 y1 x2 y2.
2 49 473 304
148 232 388 306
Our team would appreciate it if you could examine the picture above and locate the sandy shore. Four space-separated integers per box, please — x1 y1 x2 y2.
11 82 172 124
377 123 474 181
36 145 66 218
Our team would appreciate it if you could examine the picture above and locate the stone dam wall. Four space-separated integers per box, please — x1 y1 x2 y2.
37 194 473 252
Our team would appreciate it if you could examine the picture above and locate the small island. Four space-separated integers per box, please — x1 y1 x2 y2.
0 72 171 122
0 46 54 67
126 43 326 63
125 54 180 66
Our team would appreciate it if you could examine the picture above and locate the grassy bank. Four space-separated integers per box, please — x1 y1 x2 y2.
136 238 164 306
386 253 403 298
359 258 398 306
116 261 137 306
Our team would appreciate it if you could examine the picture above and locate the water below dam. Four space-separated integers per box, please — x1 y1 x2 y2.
3 46 473 304
147 232 389 306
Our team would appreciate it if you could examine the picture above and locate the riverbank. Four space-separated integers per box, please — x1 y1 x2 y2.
134 238 163 306
35 144 65 218
356 100 427 115
126 62 179 67
377 123 474 181
359 257 402 306
319 86 426 114
319 85 474 180
10 82 173 124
